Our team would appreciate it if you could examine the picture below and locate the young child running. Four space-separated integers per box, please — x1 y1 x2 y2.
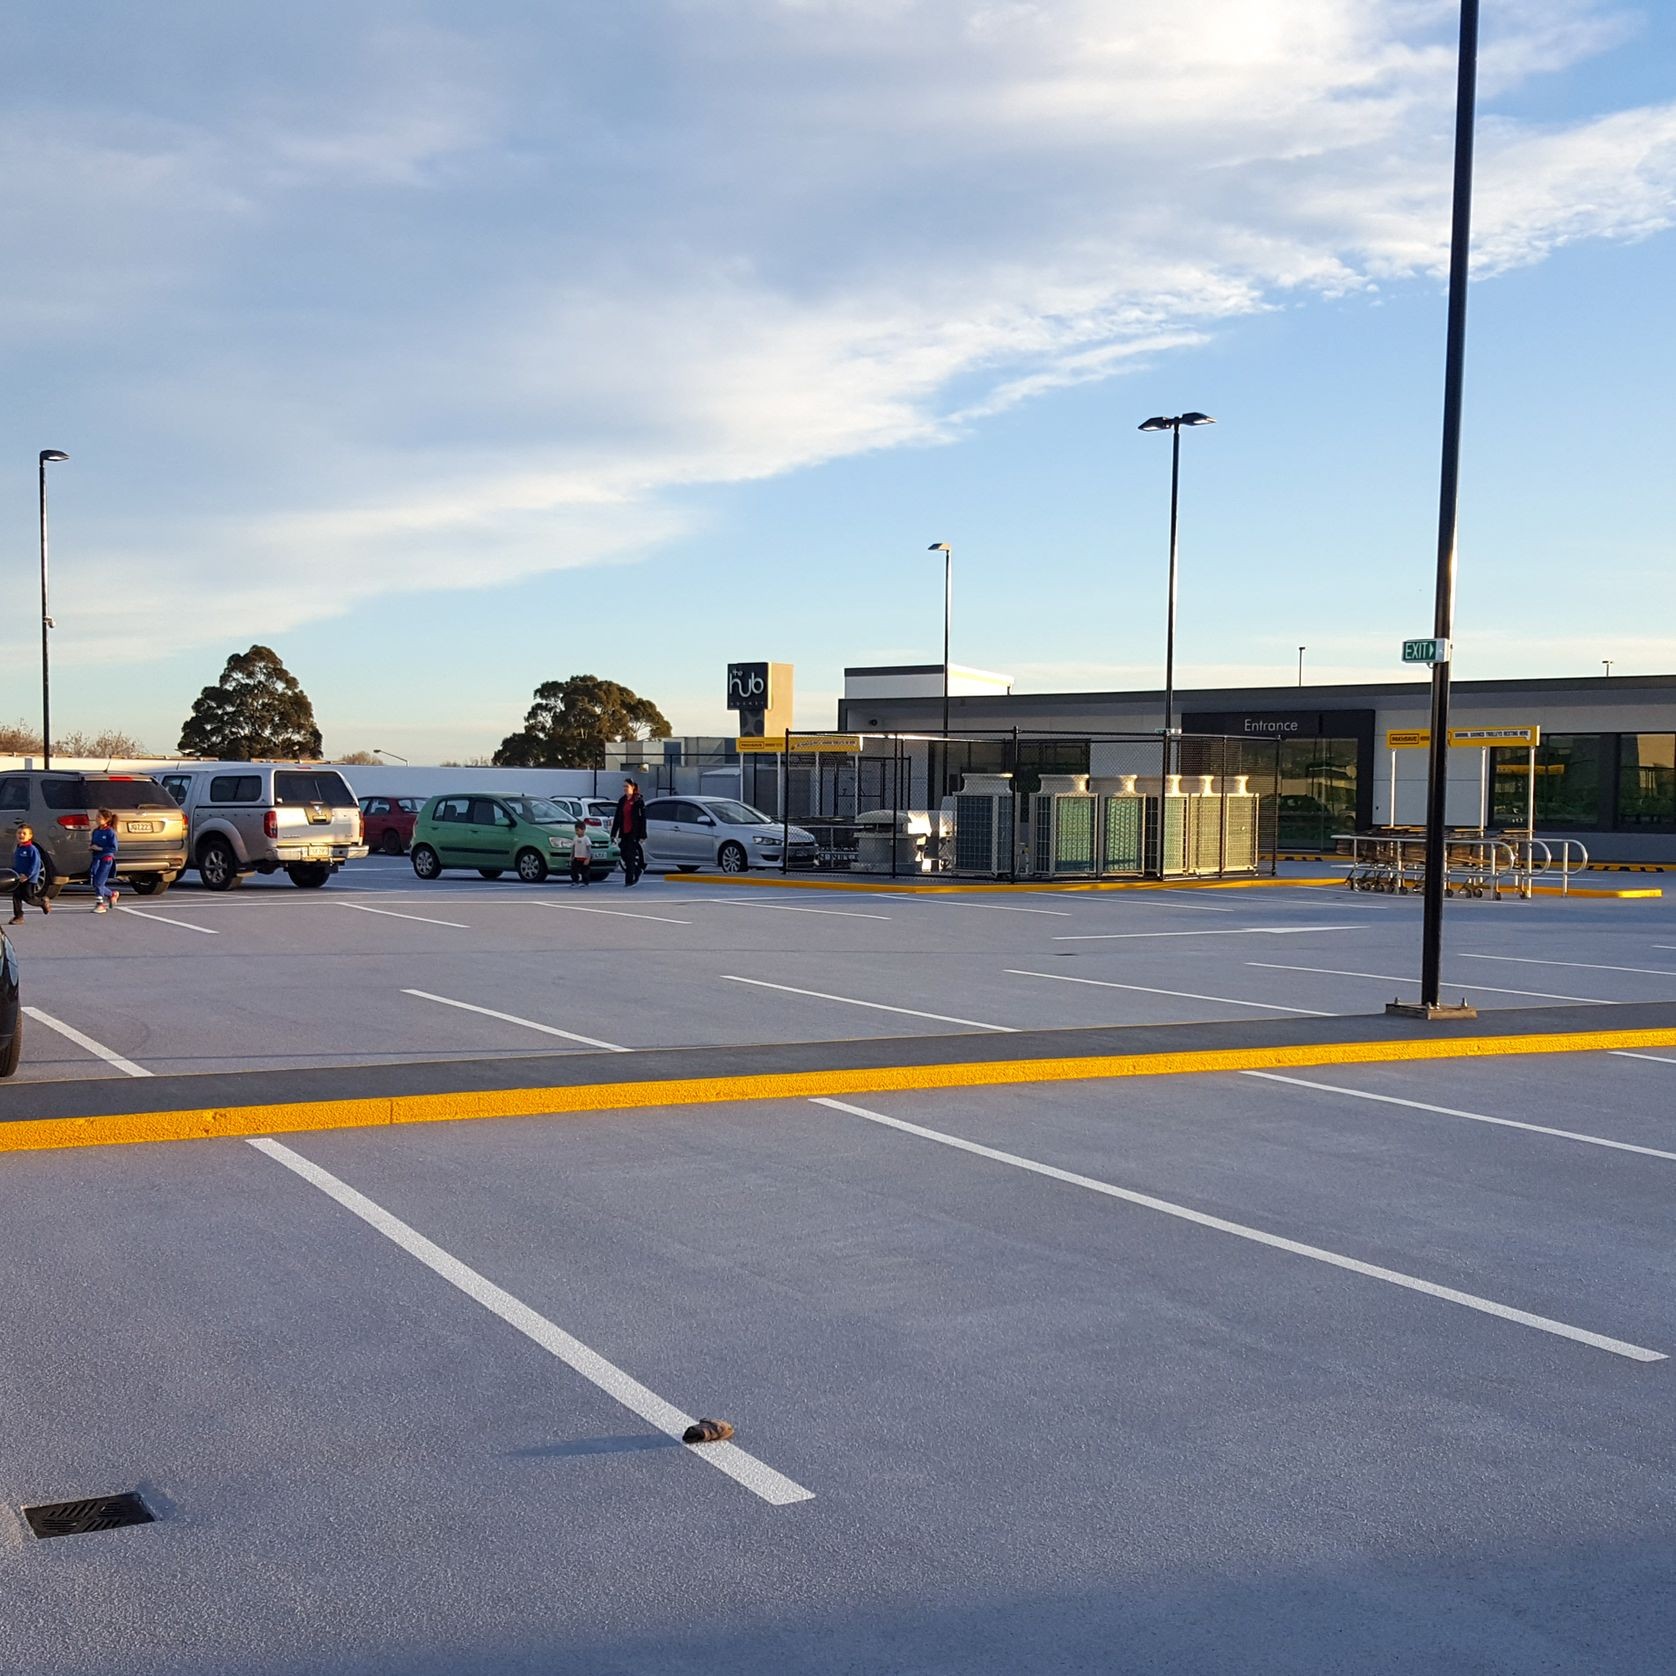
568 821 593 887
10 824 51 923
89 808 121 914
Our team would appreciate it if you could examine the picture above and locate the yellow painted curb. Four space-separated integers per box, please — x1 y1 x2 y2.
679 873 1341 895
6 1024 1676 1157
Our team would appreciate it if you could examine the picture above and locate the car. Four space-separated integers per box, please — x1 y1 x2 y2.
0 873 19 1078
156 763 369 890
642 795 818 873
0 770 189 898
409 793 620 884
359 795 424 855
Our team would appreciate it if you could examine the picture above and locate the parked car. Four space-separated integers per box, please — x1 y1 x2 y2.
359 795 424 855
1 874 20 1078
642 796 818 873
156 764 368 890
0 770 189 897
410 793 619 884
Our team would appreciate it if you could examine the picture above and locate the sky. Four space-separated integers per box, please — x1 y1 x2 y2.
2 0 1673 761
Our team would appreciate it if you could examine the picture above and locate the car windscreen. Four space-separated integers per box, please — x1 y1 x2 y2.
503 797 570 825
706 801 774 825
274 771 355 806
41 777 174 811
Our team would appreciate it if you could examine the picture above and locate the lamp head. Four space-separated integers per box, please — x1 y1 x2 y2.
927 542 951 552
40 449 69 464
1180 412 1215 426
1137 417 1173 432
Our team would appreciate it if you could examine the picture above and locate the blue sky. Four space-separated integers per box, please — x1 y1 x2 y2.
3 0 1673 760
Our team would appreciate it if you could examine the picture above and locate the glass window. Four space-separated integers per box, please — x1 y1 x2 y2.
1617 734 1676 829
160 776 191 805
1493 735 1602 828
433 797 470 824
503 797 569 825
210 775 260 804
705 801 772 825
643 800 677 822
0 778 29 811
274 771 354 806
42 777 172 811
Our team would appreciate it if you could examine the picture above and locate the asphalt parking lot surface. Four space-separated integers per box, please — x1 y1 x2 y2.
3 860 1674 1673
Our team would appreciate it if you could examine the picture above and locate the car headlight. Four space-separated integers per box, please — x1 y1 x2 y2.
548 836 564 848
752 834 781 846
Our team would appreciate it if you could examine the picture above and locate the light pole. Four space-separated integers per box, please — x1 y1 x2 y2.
38 450 69 770
1298 646 1306 687
374 747 409 764
1602 660 1613 678
1138 413 1214 771
927 542 952 799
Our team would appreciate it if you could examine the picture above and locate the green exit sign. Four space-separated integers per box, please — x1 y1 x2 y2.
1402 638 1451 665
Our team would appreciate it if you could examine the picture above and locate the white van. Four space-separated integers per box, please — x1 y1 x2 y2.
156 763 368 890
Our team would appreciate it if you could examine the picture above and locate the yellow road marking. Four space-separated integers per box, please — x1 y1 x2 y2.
6 1025 1676 1155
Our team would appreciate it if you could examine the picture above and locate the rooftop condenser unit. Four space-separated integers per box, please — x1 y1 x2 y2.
951 773 1014 875
1030 774 1097 877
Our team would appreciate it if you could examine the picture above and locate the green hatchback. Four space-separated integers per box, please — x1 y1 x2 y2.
410 793 619 884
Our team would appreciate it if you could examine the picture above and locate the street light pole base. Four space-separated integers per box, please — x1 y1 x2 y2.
1385 999 1478 1021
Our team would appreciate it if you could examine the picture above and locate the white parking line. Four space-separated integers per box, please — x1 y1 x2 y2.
889 898 1072 916
1612 1051 1676 1067
1050 893 1235 911
342 903 470 929
22 1007 152 1078
250 1138 813 1506
811 1097 1663 1363
1243 1070 1676 1163
720 975 1015 1032
1054 925 1366 942
1462 954 1676 978
539 902 693 925
697 900 892 921
1005 969 1334 1017
114 906 218 934
1244 962 1614 1004
403 990 629 1053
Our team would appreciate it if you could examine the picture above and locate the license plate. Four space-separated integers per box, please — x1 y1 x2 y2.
126 822 158 833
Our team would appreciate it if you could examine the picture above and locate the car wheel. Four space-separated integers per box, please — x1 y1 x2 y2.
287 863 331 888
0 1010 20 1079
130 874 168 897
718 842 748 874
478 867 505 880
411 845 442 880
198 838 240 891
381 829 404 856
515 849 549 884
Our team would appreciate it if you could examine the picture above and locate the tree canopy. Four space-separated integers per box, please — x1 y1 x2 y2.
493 675 671 769
177 645 323 760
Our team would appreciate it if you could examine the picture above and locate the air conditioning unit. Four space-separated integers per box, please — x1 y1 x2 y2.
1136 775 1190 875
1091 775 1144 874
951 773 1014 875
1029 774 1097 877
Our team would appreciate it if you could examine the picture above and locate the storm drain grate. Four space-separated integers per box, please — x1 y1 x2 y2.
22 1492 154 1539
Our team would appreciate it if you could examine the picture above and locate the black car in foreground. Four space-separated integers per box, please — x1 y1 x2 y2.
1 868 21 1077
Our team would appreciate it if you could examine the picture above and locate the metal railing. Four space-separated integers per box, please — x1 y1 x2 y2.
1337 830 1589 898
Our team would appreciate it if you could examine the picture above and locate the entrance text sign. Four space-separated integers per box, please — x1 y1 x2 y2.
1401 638 1451 664
1447 725 1540 747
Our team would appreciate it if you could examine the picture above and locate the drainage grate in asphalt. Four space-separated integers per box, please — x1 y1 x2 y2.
22 1492 154 1539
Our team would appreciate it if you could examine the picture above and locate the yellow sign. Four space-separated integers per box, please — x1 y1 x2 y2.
1447 725 1541 747
734 733 866 754
1386 729 1431 750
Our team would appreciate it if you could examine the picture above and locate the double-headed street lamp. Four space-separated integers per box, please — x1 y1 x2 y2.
1137 413 1214 770
39 449 70 770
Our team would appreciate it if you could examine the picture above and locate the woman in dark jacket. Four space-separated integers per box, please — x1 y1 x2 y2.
610 779 648 887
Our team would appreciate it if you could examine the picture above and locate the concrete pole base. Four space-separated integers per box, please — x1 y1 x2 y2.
1385 1000 1479 1021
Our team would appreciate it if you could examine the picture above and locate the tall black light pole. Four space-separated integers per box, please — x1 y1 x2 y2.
1407 0 1480 1018
38 449 69 770
928 542 952 799
1138 413 1214 771
1298 646 1306 687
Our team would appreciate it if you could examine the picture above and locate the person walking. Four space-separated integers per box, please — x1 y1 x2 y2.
89 807 121 914
611 778 647 888
568 821 592 888
10 824 51 923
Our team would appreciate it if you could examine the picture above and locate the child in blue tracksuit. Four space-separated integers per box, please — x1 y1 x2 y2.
89 808 120 913
10 825 50 923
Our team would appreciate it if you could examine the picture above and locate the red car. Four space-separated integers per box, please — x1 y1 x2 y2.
358 795 423 855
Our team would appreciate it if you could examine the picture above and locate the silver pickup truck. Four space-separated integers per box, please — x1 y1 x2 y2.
156 763 369 889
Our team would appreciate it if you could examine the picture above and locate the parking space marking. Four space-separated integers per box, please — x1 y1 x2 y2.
539 902 693 925
248 1138 814 1506
114 906 219 934
695 900 892 921
1612 1051 1676 1067
889 898 1072 916
720 975 1016 1032
1054 925 1365 942
1463 954 1676 978
404 990 629 1053
343 903 470 929
811 1098 1665 1363
1005 969 1334 1017
1242 1070 1676 1163
1246 962 1616 1004
22 1007 152 1078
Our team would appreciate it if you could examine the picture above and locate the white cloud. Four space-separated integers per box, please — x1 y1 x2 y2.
3 0 1672 676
